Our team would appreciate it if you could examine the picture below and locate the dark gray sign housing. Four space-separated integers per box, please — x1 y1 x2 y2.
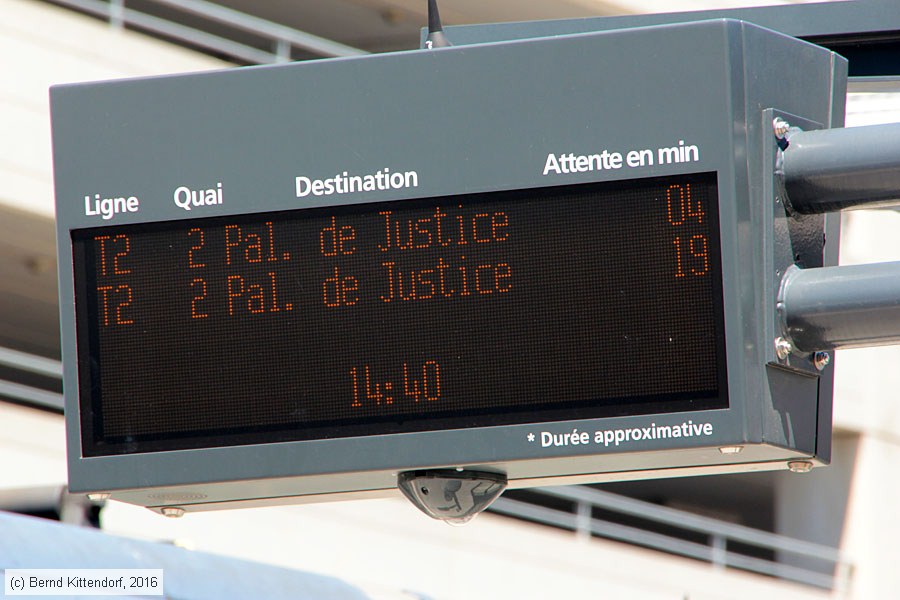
51 19 845 514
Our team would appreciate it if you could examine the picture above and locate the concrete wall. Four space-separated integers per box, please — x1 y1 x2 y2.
0 402 66 492
0 0 230 217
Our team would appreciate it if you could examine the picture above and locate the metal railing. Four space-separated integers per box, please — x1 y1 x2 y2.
491 485 852 591
47 0 368 64
0 347 64 411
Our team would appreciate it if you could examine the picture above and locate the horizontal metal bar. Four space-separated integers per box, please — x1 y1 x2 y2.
121 5 279 64
50 0 366 62
52 0 278 64
0 347 62 378
0 485 66 513
727 552 835 589
780 262 900 351
491 496 837 588
490 496 578 530
589 514 717 563
848 76 900 93
782 122 900 214
541 486 842 563
0 380 64 412
492 497 717 561
147 0 368 58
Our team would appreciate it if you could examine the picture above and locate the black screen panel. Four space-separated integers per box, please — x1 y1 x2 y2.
73 173 727 456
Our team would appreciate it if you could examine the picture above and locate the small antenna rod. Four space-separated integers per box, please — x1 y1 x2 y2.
425 0 452 48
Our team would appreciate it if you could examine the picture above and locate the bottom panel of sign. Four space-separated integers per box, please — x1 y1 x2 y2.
93 443 820 515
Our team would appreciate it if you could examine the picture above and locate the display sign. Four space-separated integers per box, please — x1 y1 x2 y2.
51 19 843 511
74 173 726 456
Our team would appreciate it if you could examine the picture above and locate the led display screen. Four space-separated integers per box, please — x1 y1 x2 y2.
73 172 727 456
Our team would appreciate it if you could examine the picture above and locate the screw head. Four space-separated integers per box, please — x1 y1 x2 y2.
775 337 793 360
788 460 814 474
773 117 791 139
161 507 185 518
87 492 111 501
813 351 831 371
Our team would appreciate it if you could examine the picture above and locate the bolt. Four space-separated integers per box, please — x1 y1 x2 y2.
813 351 831 371
787 460 814 474
87 492 111 501
775 337 793 360
161 507 185 518
773 117 791 139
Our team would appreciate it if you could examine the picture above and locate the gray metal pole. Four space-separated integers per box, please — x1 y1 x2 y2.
779 262 900 352
781 122 900 214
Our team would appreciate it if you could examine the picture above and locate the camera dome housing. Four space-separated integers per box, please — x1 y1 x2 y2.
398 470 508 524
